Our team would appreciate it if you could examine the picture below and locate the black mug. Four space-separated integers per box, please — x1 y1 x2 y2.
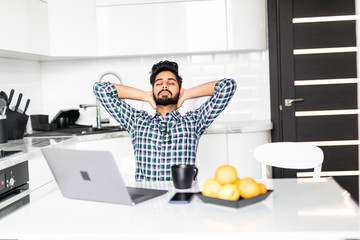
171 164 198 189
57 117 69 129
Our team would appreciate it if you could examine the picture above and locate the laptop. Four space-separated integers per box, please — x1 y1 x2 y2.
41 148 167 205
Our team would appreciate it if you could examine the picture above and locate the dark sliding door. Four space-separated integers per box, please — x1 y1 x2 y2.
268 0 359 202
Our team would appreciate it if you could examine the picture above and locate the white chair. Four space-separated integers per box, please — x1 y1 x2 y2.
254 142 324 179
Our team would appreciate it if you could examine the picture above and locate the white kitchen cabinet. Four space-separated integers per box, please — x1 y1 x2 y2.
227 131 271 179
0 0 30 53
67 136 228 183
96 0 266 56
28 0 50 55
226 0 267 50
47 0 97 56
28 154 55 192
96 0 227 56
0 0 49 55
197 134 228 182
64 130 270 184
197 130 271 182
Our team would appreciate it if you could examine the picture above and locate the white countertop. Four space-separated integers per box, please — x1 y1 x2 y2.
0 178 359 239
0 120 272 170
205 120 272 134
0 130 129 170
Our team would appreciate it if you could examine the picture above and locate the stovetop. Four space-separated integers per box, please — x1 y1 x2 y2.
0 150 22 159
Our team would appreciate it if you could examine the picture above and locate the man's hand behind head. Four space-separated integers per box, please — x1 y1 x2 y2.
145 91 157 110
177 88 186 109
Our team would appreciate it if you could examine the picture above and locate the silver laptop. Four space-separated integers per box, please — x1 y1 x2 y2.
41 148 167 205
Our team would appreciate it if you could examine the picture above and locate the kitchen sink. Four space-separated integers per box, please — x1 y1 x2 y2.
25 125 125 137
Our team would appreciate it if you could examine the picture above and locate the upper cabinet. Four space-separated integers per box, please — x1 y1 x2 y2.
97 0 227 56
0 0 266 59
226 0 266 50
47 0 98 56
97 0 266 56
0 0 49 55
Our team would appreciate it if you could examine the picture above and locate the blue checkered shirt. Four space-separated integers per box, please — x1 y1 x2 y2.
93 78 237 181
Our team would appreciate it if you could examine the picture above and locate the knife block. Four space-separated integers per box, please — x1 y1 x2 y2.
5 109 29 140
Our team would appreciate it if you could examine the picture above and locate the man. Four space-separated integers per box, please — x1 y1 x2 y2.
93 60 237 181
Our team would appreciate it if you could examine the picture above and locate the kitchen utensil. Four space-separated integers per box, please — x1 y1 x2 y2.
0 91 8 104
7 89 14 107
0 99 6 115
0 91 8 115
14 93 22 112
23 99 30 114
1 106 6 116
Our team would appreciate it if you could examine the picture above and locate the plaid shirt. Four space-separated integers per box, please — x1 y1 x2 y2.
93 78 237 181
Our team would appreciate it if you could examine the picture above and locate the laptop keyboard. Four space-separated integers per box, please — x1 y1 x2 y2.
130 193 146 201
126 186 168 203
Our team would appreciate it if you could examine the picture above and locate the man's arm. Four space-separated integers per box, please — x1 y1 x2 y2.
93 82 152 133
113 84 156 109
177 80 218 108
186 78 237 136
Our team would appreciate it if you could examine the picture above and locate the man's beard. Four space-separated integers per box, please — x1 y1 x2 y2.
154 90 179 106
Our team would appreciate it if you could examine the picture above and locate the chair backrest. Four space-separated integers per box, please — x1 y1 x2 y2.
254 142 324 179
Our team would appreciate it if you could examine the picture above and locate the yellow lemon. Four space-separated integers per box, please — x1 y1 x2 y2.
237 177 260 199
215 165 238 185
217 183 240 201
202 178 222 198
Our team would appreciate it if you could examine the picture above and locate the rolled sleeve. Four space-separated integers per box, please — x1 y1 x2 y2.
194 78 237 136
93 82 138 133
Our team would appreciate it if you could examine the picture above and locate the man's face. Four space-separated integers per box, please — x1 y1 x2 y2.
153 71 180 106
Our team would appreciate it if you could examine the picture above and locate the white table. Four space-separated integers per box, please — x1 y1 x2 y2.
0 178 359 239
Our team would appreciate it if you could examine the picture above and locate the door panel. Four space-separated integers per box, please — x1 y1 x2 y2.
295 84 357 111
296 115 358 142
294 52 357 80
293 0 355 17
320 146 358 171
294 21 356 49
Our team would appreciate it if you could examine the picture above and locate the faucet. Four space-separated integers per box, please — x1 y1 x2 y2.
80 71 122 129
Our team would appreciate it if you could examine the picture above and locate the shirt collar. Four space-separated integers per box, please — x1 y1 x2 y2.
153 110 180 119
151 110 181 125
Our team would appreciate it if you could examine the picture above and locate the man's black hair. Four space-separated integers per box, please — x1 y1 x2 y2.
150 60 183 88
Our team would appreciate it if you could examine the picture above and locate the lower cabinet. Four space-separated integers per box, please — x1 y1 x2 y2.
197 131 271 182
65 130 270 184
227 131 271 179
27 130 270 192
28 154 55 192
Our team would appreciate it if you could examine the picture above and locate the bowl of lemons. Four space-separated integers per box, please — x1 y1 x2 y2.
196 165 273 208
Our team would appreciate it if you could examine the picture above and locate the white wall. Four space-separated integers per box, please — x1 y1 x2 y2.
0 50 270 131
40 51 270 127
0 57 43 114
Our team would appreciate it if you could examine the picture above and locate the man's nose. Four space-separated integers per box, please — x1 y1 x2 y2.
162 84 168 89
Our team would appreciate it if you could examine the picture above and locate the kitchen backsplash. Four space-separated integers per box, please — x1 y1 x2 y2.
0 51 270 129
